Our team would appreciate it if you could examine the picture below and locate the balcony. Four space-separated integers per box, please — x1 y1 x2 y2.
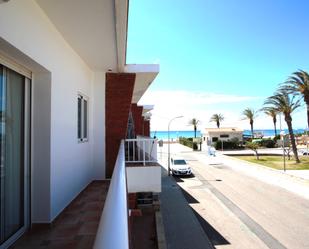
95 137 161 249
11 138 161 249
125 136 161 193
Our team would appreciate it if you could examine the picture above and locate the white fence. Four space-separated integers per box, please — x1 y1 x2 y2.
93 141 129 249
125 137 157 165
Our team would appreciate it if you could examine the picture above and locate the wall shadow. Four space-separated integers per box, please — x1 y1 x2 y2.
191 207 230 246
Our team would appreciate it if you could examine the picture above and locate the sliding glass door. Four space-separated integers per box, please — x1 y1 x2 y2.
0 64 30 249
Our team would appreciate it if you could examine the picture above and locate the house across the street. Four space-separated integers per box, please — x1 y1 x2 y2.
202 127 244 145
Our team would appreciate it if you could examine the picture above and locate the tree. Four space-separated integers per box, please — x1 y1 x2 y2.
242 108 257 138
264 90 301 163
210 113 224 128
281 70 309 129
246 142 260 160
188 118 200 138
261 107 278 136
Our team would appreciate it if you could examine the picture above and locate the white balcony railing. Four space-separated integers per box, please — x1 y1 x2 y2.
125 136 157 165
93 141 129 249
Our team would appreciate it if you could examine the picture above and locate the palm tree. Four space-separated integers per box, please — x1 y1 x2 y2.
262 107 278 136
242 108 257 138
210 113 224 128
188 118 200 138
264 90 301 163
281 70 309 128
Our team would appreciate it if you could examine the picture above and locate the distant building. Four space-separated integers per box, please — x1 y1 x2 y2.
202 127 243 145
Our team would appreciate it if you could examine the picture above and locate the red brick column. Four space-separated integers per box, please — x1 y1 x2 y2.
143 120 150 137
131 104 143 136
106 73 135 178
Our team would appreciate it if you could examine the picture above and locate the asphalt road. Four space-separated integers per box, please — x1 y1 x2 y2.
158 143 309 249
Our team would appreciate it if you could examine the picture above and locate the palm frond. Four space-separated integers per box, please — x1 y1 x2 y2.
281 69 309 97
209 113 224 122
264 90 301 115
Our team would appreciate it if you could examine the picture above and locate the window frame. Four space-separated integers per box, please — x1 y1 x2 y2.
77 93 89 143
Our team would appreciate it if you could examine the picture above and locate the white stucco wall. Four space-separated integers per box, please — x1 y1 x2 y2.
93 72 106 179
0 0 107 222
202 132 243 145
126 166 161 193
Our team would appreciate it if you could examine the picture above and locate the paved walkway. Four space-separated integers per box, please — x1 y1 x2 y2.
11 181 109 249
160 168 213 249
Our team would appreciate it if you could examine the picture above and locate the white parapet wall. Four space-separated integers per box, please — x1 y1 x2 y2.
93 141 129 249
126 166 161 193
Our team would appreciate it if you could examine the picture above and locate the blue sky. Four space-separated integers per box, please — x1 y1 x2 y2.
127 0 309 131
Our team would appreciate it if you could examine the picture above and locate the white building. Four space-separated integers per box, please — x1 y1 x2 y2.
0 1 159 248
202 127 244 145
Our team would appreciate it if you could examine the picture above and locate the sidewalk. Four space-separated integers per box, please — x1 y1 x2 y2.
193 151 309 200
159 168 213 249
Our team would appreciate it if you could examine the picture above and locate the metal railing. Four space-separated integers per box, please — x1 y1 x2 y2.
125 137 157 165
93 141 129 249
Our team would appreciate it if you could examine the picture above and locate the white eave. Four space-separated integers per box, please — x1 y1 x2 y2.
115 0 128 72
140 105 154 115
139 104 153 120
35 0 159 101
125 64 159 103
36 0 128 72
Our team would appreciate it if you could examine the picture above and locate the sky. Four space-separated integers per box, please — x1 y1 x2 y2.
127 0 309 131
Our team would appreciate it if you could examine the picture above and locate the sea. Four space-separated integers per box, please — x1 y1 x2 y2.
150 129 307 140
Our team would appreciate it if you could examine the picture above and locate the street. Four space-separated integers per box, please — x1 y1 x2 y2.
158 143 309 249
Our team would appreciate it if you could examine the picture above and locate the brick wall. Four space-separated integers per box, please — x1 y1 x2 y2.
105 73 135 178
143 120 150 137
131 104 143 136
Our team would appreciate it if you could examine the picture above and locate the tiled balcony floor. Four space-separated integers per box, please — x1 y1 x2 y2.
10 181 110 249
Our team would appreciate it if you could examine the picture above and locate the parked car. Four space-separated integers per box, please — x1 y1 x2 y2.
299 149 309 155
170 157 192 176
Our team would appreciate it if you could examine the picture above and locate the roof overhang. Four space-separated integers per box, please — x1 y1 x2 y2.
140 105 154 120
115 0 128 72
141 105 154 115
204 127 244 133
35 0 128 71
35 0 159 100
125 64 159 103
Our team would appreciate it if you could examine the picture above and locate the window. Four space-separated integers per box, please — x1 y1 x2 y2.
212 137 218 142
220 134 229 138
77 94 88 142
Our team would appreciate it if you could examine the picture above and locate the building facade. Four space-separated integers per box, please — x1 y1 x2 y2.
0 1 158 248
202 127 244 145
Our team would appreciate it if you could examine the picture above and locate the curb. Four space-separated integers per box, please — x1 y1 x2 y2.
155 209 167 249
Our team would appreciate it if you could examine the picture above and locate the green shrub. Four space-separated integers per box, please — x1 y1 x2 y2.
179 137 200 150
214 139 242 150
193 142 198 150
253 138 276 148
262 139 276 148
179 137 193 148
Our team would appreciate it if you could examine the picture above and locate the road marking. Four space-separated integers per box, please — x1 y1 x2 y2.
191 170 288 249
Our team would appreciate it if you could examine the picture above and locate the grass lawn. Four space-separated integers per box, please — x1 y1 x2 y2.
233 155 309 170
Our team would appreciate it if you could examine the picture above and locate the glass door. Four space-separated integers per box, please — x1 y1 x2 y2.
0 64 30 249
